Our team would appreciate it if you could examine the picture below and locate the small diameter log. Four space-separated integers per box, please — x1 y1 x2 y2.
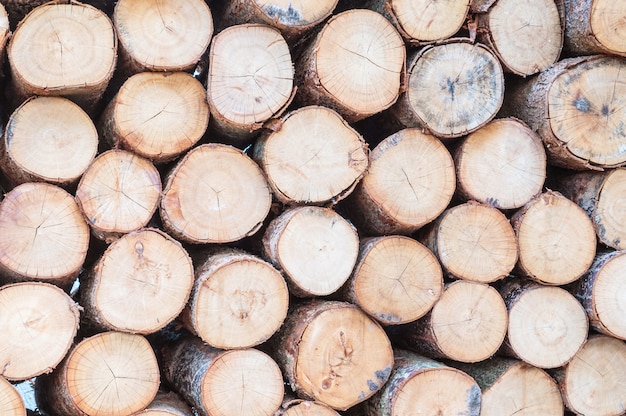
0 376 24 416
474 0 563 76
340 235 443 325
181 247 289 349
253 106 368 205
99 72 210 164
0 182 89 289
344 128 455 236
160 143 272 244
390 280 508 363
571 250 626 340
80 228 194 335
504 55 626 170
454 118 546 210
7 1 117 115
454 357 564 416
390 38 504 138
162 335 284 416
208 24 294 145
0 282 80 381
113 0 213 74
500 277 589 369
75 149 162 243
271 300 394 411
35 332 159 416
135 390 193 416
275 395 340 416
511 191 596 285
421 202 518 283
553 168 626 250
360 349 481 416
564 0 626 57
295 9 405 122
262 206 359 297
552 335 626 416
0 96 98 187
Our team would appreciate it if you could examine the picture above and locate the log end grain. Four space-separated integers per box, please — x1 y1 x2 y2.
0 376 25 416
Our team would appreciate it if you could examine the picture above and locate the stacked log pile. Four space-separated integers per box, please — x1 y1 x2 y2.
0 0 625 415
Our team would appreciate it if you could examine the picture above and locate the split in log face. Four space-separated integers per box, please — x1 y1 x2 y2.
0 96 98 187
564 0 626 56
0 376 24 416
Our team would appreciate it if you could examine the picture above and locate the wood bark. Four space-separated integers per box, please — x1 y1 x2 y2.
135 390 193 415
0 376 25 416
563 0 626 57
274 395 340 416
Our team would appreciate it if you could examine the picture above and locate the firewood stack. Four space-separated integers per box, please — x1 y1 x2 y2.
0 0 625 415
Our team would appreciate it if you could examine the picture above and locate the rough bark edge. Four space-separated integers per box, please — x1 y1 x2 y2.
563 0 626 57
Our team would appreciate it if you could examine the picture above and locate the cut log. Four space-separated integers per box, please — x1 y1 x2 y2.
181 247 289 349
499 277 589 368
75 149 162 243
0 96 98 188
135 390 193 416
295 9 405 122
552 168 626 250
390 280 508 363
252 105 369 205
343 128 455 236
262 206 359 297
570 250 626 340
35 331 160 416
275 395 340 416
99 71 210 164
0 3 10 68
0 0 46 29
160 143 272 244
454 118 546 209
7 1 117 115
454 357 564 416
503 55 626 170
0 182 90 289
161 335 284 416
0 376 24 416
390 38 504 138
552 334 626 416
511 191 596 285
563 0 626 57
421 201 518 283
113 0 213 74
271 300 393 411
359 349 481 416
207 24 294 145
339 235 443 325
0 282 80 381
80 228 194 335
474 0 563 76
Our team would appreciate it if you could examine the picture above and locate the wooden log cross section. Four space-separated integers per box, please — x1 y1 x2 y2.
0 0 624 415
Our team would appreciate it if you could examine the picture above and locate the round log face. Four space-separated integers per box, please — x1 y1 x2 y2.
590 0 626 54
0 376 24 415
392 0 469 41
590 251 626 339
596 169 626 249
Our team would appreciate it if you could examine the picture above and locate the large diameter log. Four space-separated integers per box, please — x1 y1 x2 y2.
500 278 589 368
454 118 546 209
99 72 210 164
75 149 162 243
208 24 294 145
564 0 626 57
271 300 394 411
343 128 455 236
360 349 481 416
0 376 25 416
0 96 98 187
0 182 90 289
262 206 359 297
552 335 626 416
80 228 194 335
0 282 79 381
162 335 284 416
253 106 368 205
421 201 518 283
340 235 443 325
390 38 504 138
390 280 508 363
181 247 289 349
160 143 272 244
295 9 405 122
7 1 117 115
504 55 626 170
511 191 596 285
113 0 213 74
35 331 160 416
454 357 564 416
